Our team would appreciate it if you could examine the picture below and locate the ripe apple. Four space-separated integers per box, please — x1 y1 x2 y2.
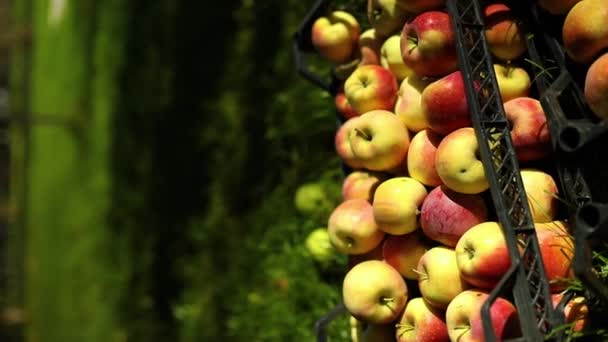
421 71 472 135
420 185 488 247
551 293 588 332
381 34 414 81
504 97 551 162
400 0 446 14
396 297 449 342
537 0 582 15
521 168 559 223
373 177 428 235
494 64 531 102
348 110 410 172
344 65 399 114
407 129 442 187
417 246 470 309
455 221 511 289
535 221 575 292
367 0 411 38
435 127 489 195
311 10 361 63
585 52 608 120
342 170 389 202
483 3 526 61
305 227 337 264
400 11 458 77
563 0 608 64
336 91 360 119
446 289 520 342
328 199 385 255
335 118 365 169
382 231 429 280
359 28 383 66
294 182 332 215
343 260 408 324
395 75 431 132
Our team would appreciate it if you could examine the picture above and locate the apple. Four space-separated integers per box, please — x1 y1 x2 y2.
407 129 442 187
343 260 408 324
382 231 429 280
455 221 511 289
551 293 588 332
563 0 608 64
336 91 360 119
483 3 526 61
421 71 472 135
435 127 489 195
381 34 414 81
535 221 575 292
521 168 559 223
294 182 332 215
328 199 385 255
396 297 449 342
335 118 365 169
373 177 428 235
311 10 361 63
585 52 608 120
494 64 531 102
305 227 337 263
343 170 389 202
359 29 384 66
400 11 458 77
446 289 520 342
400 0 446 14
348 110 410 172
537 0 582 15
395 75 431 132
504 97 551 162
417 246 470 309
344 65 399 114
368 0 411 38
420 185 488 247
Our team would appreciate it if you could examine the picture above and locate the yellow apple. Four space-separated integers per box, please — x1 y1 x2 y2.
373 177 428 235
311 10 361 63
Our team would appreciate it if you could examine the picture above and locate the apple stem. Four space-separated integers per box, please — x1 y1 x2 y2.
411 268 428 281
380 296 394 304
354 128 371 141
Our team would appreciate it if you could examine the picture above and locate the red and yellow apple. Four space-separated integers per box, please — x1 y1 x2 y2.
407 129 442 187
311 10 361 63
344 65 399 114
435 127 489 195
521 168 559 223
343 260 408 324
551 293 588 332
417 246 470 309
383 231 429 280
381 34 414 81
359 28 383 66
400 11 457 78
420 185 488 247
483 3 526 61
585 52 608 120
335 91 360 119
396 297 449 342
535 221 575 293
368 0 411 38
494 64 531 102
504 97 551 162
342 170 389 202
455 221 511 289
563 0 608 64
328 199 385 255
335 118 365 169
373 177 428 235
421 71 472 135
395 75 431 132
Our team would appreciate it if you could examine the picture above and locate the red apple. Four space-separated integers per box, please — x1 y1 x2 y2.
311 10 361 63
407 129 442 187
551 293 588 332
494 64 531 102
585 52 608 120
342 170 389 203
563 0 608 64
483 3 526 61
396 297 449 342
335 118 365 169
535 221 575 293
343 260 408 324
421 71 472 135
446 289 520 341
521 168 559 223
417 246 470 309
420 185 488 247
504 97 551 162
395 75 431 133
455 222 511 289
344 65 399 114
336 91 360 119
328 199 385 255
383 231 429 280
400 11 458 78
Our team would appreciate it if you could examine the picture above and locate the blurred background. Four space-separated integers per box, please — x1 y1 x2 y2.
0 0 359 341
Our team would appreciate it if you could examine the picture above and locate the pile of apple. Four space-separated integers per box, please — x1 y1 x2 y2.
310 0 593 341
